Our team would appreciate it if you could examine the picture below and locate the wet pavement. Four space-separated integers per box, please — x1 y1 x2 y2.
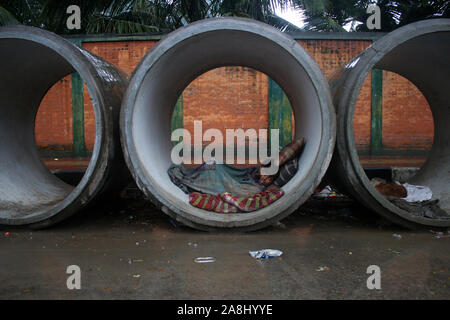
0 198 449 300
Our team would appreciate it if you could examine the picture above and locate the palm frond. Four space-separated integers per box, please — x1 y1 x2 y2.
291 0 329 14
267 13 302 32
0 5 20 26
303 15 347 31
1 0 44 26
86 14 160 34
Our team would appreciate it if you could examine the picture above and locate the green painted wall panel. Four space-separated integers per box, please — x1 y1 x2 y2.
370 69 383 155
268 78 292 152
171 95 183 145
71 72 86 157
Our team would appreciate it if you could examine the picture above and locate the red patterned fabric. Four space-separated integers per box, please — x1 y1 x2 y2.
189 192 239 213
189 188 284 213
220 189 284 212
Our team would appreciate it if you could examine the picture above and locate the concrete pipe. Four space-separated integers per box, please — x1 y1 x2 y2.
329 19 450 229
121 18 336 231
0 26 128 228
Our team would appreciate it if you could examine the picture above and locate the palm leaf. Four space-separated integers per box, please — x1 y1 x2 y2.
0 5 20 26
86 13 160 34
267 13 302 32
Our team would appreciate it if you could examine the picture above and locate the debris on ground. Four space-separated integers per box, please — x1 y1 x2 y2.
434 235 450 239
312 185 344 199
371 178 407 198
370 178 433 202
392 233 402 239
249 249 283 259
194 257 216 263
273 221 286 229
390 198 450 219
303 185 357 222
401 183 432 202
387 248 401 254
370 178 448 220
316 266 330 272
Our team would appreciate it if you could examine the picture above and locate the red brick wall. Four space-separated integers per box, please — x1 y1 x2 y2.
382 71 433 150
83 41 157 74
34 37 433 155
354 75 373 151
35 75 73 150
296 40 374 151
183 66 269 137
35 40 157 152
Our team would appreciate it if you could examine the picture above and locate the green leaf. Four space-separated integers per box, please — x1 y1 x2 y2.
0 5 21 26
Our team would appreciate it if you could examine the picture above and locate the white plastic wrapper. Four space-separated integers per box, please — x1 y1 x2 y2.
249 249 283 259
401 183 433 202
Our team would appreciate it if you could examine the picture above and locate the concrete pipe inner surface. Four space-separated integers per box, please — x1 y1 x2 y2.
0 26 128 227
122 18 336 230
330 19 450 228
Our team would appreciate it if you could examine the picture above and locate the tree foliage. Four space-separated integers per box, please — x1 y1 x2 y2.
293 0 450 32
0 0 302 33
0 0 43 27
0 0 448 34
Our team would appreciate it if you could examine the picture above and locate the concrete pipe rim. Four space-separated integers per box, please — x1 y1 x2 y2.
121 17 336 230
337 19 450 228
0 26 110 227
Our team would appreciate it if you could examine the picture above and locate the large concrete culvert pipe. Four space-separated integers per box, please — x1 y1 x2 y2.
121 18 336 231
0 26 128 228
329 19 450 229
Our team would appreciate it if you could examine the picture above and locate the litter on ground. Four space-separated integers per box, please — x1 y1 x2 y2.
401 183 433 202
249 249 283 259
194 257 216 263
316 266 330 272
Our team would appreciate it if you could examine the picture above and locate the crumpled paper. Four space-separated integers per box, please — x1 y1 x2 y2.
401 183 432 202
249 249 283 259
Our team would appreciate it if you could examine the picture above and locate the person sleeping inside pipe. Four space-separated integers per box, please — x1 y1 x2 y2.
168 138 306 213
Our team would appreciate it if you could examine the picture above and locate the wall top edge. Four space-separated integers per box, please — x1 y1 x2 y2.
65 31 385 43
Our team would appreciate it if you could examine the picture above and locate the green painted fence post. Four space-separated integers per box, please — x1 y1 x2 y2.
71 72 86 158
171 95 183 145
70 39 86 158
268 77 292 152
370 69 383 155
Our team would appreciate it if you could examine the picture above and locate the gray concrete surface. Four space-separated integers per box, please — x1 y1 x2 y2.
329 19 450 229
0 26 129 228
121 18 336 231
1 198 448 300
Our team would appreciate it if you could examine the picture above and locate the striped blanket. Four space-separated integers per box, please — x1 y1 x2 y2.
168 137 306 213
189 188 284 213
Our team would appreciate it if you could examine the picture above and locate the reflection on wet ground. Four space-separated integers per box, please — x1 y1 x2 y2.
1 190 448 300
